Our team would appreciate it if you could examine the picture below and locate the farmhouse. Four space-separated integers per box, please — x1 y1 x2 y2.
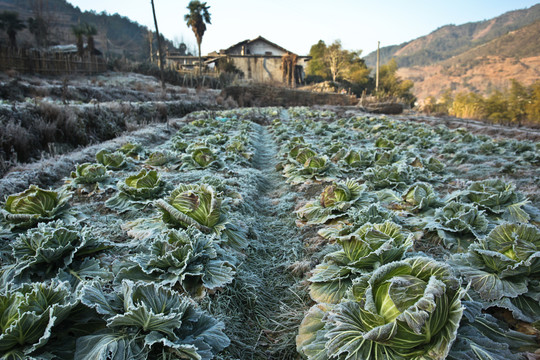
166 36 310 86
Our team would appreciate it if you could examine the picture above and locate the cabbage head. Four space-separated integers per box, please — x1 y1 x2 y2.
309 221 413 304
298 256 463 360
319 204 397 240
181 146 222 169
5 220 109 282
192 146 217 167
375 137 395 149
425 157 444 173
118 142 144 157
144 151 172 166
0 280 77 358
403 182 440 211
336 149 374 172
297 180 374 225
429 201 489 247
118 169 166 200
374 150 398 166
452 223 540 302
2 185 72 228
95 149 128 170
363 164 427 191
117 227 235 297
106 169 167 212
69 163 109 187
283 148 336 184
156 183 247 250
459 179 531 223
76 280 230 360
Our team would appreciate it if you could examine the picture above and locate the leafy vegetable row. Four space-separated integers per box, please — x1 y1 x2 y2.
269 108 540 360
0 109 274 359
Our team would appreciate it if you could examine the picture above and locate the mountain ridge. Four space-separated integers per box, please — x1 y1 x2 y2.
364 4 540 68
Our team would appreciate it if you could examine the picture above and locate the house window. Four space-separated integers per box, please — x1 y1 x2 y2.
265 51 272 55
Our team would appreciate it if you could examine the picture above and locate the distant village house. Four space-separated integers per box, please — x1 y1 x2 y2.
166 36 310 86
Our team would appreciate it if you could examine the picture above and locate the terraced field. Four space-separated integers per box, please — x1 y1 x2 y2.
0 107 539 359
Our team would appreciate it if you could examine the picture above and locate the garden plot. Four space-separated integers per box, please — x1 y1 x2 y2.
269 108 539 360
0 106 539 360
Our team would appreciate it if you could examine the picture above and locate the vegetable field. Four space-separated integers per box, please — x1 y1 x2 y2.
0 107 539 360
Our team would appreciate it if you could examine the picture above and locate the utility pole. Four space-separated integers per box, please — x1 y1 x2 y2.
151 0 166 94
375 41 380 92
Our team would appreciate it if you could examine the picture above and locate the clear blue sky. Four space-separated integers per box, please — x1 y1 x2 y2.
67 0 540 56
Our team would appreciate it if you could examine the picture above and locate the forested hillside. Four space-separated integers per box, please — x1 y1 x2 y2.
0 0 185 60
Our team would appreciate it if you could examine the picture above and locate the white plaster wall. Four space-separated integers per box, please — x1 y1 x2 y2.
231 57 283 83
247 41 286 56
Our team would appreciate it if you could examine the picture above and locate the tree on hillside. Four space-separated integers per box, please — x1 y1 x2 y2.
28 16 48 47
0 11 27 49
377 58 415 105
421 80 540 125
526 81 540 122
184 0 211 76
485 90 510 123
450 92 486 119
508 79 529 126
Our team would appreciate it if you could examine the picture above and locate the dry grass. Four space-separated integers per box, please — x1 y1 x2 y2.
0 100 214 177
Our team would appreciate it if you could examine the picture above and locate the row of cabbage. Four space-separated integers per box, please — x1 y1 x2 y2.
0 109 270 360
271 108 540 360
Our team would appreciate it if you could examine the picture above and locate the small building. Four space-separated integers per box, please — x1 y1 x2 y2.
166 36 310 86
165 50 203 71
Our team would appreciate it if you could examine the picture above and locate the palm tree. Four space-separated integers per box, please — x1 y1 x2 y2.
28 16 48 47
72 24 86 56
184 1 211 76
0 11 27 49
84 23 97 55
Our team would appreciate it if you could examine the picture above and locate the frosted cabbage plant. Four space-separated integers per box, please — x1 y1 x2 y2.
77 280 230 360
0 280 77 359
309 221 413 304
1 185 72 229
117 227 235 297
452 223 540 304
106 169 167 212
296 179 374 225
156 183 247 250
298 257 463 360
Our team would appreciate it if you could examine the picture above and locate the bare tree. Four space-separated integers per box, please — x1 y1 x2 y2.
325 40 348 82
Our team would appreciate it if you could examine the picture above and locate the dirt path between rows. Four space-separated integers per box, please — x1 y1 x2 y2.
204 115 308 359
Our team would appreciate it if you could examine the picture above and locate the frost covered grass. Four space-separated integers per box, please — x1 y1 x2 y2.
0 100 216 175
0 72 224 176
